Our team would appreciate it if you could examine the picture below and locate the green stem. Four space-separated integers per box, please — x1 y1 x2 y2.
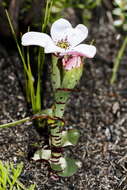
5 10 29 77
50 75 70 172
0 117 30 129
42 0 54 32
27 46 36 111
36 0 54 112
49 120 63 172
53 90 70 118
110 35 127 84
50 120 62 147
35 50 44 112
50 56 83 173
6 10 36 111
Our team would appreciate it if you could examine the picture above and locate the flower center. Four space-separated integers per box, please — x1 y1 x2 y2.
57 39 70 49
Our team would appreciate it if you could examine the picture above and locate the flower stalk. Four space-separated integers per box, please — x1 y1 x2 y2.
49 119 63 172
47 53 84 174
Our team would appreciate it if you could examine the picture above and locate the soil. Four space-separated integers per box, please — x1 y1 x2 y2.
1 13 127 190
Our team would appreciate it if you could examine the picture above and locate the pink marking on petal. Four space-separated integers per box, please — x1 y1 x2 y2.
66 51 85 56
62 56 82 70
62 51 94 58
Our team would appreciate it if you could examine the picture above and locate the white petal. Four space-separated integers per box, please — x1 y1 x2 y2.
45 42 65 54
21 32 53 47
51 18 72 42
65 44 96 58
65 24 88 47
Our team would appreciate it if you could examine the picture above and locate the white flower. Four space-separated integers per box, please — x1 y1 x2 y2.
21 18 96 58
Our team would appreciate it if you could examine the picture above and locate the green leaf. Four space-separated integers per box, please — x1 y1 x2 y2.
50 157 67 172
57 157 81 177
50 163 63 172
32 149 51 161
61 129 80 147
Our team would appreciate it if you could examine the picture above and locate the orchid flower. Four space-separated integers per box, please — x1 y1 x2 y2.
22 18 96 70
